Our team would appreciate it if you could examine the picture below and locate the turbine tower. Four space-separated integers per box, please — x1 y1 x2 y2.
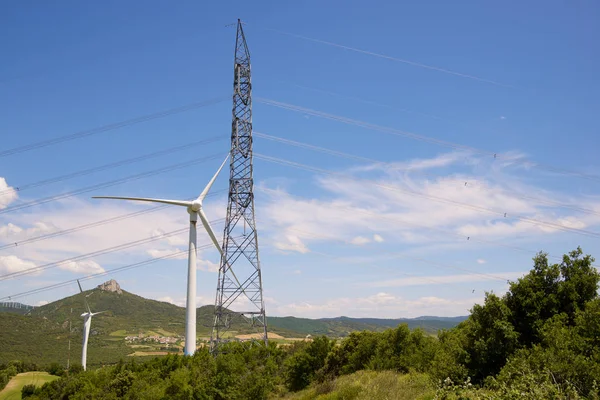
92 156 228 356
78 280 106 371
211 19 267 351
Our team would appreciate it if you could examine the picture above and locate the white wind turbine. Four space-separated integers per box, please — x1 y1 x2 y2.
92 156 229 356
78 279 106 371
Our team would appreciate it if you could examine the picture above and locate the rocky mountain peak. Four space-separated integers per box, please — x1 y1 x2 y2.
97 279 122 294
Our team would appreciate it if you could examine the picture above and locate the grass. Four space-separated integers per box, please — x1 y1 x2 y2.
0 372 59 400
280 371 436 400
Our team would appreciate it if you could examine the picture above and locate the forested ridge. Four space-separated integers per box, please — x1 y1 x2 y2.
4 247 599 399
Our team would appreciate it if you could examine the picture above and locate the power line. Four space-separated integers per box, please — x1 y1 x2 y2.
0 218 224 281
254 154 600 239
0 136 226 197
253 25 512 87
0 190 224 251
0 153 226 215
0 96 228 158
255 186 598 268
286 227 512 282
0 241 228 302
256 97 600 184
255 132 600 218
275 80 445 122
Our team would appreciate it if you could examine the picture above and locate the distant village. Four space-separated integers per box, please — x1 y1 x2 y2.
125 334 180 345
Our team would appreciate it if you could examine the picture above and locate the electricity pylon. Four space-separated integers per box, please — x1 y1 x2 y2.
211 19 267 352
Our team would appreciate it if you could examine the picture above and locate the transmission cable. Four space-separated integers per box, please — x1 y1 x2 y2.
255 132 600 218
0 136 226 197
0 152 226 215
255 186 598 268
255 154 600 239
0 218 224 281
0 240 230 302
256 97 600 184
0 190 225 252
251 24 511 87
0 96 228 158
286 227 512 282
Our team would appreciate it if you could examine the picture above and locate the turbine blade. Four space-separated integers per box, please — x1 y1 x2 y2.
93 196 192 208
197 155 229 203
92 311 107 316
198 209 223 256
77 280 92 314
198 209 251 303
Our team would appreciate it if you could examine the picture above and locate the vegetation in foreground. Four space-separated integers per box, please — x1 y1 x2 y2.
4 247 600 399
0 372 58 400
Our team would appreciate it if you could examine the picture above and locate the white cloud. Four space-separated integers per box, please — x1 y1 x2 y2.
477 259 486 264
0 178 18 210
350 236 371 245
147 248 187 260
273 234 310 254
361 271 523 288
373 234 384 243
37 300 48 306
257 149 600 251
58 260 104 274
156 294 213 308
150 229 187 246
0 223 23 238
198 259 220 273
352 152 471 173
271 292 481 318
0 255 37 275
0 195 227 278
158 296 185 307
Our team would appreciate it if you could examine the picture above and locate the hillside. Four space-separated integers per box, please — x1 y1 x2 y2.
1 280 466 367
267 315 467 336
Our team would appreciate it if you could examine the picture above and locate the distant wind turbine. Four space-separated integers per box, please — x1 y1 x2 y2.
92 156 229 356
78 279 106 371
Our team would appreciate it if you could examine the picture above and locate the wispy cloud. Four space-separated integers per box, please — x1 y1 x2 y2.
0 255 38 275
350 236 371 245
258 150 600 253
360 271 523 288
270 292 482 318
0 178 18 210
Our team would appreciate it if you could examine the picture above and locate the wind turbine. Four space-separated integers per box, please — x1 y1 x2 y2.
78 279 106 371
92 156 229 356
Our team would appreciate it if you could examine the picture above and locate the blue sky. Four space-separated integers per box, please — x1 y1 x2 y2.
1 1 599 318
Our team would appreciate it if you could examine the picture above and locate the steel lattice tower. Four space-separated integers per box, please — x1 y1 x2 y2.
211 20 267 351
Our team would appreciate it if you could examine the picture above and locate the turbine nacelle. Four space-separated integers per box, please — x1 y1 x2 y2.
91 155 230 357
190 200 202 213
92 155 229 257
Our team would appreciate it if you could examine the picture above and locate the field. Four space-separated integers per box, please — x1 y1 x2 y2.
0 372 59 400
281 370 436 400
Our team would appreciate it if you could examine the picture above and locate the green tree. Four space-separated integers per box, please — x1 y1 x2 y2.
506 248 599 346
284 336 334 391
429 328 469 383
462 292 519 381
21 383 37 398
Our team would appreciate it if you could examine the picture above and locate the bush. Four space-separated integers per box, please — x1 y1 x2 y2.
21 383 37 398
46 362 65 377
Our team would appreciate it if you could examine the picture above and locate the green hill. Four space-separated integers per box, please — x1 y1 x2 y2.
1 280 466 368
267 315 467 337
